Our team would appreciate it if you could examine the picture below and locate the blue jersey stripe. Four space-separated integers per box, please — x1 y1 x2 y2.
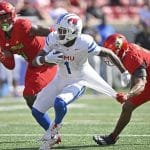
88 45 97 53
88 42 95 49
46 36 49 46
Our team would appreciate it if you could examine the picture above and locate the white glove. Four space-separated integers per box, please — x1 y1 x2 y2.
121 71 131 87
44 50 63 64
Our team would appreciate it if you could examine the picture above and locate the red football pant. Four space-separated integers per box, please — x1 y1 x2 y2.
23 65 57 96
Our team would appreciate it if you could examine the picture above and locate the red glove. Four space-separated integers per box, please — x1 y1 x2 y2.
116 92 127 104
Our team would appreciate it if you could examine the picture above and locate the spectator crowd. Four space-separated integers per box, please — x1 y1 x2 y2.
0 0 149 97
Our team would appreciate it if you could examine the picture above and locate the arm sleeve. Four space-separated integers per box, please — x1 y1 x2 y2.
133 65 147 78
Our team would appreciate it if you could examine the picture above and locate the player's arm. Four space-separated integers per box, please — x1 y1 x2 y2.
29 25 54 37
32 49 63 67
32 50 47 67
126 65 147 99
0 48 15 69
116 65 147 103
98 47 126 73
32 32 63 67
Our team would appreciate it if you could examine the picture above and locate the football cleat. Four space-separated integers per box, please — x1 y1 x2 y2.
93 134 119 145
39 134 61 150
39 122 62 150
44 122 62 140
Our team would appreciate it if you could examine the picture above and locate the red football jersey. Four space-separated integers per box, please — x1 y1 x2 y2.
0 18 57 96
122 43 150 75
121 43 150 106
0 18 45 64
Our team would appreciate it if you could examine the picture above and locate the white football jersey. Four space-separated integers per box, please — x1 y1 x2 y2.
44 32 101 78
43 32 116 97
34 32 117 113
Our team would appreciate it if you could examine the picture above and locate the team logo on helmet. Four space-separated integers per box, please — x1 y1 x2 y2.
115 37 123 49
68 18 78 25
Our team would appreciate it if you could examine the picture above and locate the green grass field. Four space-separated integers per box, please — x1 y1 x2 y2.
0 94 150 150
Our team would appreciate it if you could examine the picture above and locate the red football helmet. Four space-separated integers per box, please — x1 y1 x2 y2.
103 33 128 56
0 1 16 31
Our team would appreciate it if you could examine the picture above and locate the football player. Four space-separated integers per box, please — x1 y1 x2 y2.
93 33 149 145
0 1 57 129
32 13 128 149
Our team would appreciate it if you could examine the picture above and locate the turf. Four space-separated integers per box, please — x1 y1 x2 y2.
0 95 150 150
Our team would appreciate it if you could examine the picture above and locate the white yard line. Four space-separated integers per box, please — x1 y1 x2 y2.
0 104 88 111
0 121 150 126
0 134 150 137
0 105 27 111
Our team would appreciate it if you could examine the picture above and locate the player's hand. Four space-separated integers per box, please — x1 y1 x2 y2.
116 92 127 104
121 71 131 87
44 50 63 64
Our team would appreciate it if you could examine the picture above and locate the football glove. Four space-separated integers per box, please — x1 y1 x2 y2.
116 92 127 104
44 50 63 64
121 71 131 87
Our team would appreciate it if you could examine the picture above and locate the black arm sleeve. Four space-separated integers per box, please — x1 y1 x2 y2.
133 65 147 78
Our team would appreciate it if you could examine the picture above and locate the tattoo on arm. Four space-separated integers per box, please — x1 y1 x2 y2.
99 48 126 73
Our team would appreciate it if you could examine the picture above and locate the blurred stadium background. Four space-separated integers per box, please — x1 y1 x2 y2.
0 1 150 149
0 0 149 97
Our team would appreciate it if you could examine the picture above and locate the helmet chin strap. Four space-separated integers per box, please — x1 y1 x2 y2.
1 23 13 32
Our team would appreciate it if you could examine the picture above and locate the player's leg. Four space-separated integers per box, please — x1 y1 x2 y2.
93 101 136 145
23 95 37 109
49 83 86 136
23 65 57 109
39 83 86 149
93 88 150 145
32 73 60 130
54 83 86 125
32 74 62 150
110 101 136 138
107 93 150 144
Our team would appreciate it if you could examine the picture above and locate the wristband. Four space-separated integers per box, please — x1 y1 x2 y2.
36 56 43 66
